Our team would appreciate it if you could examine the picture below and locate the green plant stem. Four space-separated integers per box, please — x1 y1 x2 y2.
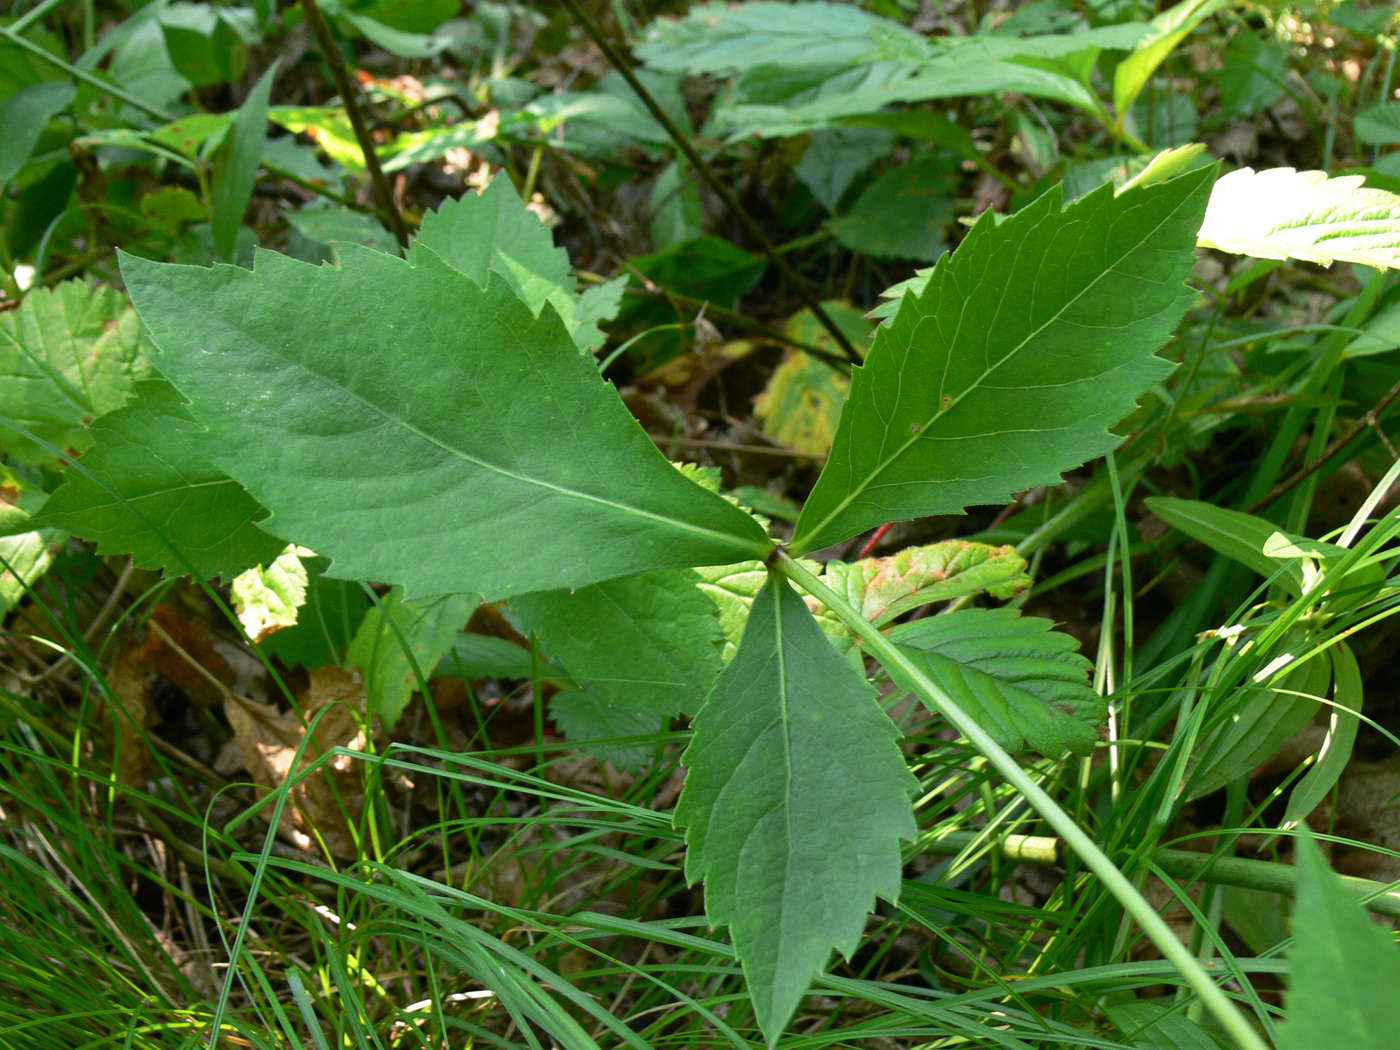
558 0 862 366
10 0 69 35
0 22 174 123
920 829 1400 919
774 550 1271 1050
298 0 410 250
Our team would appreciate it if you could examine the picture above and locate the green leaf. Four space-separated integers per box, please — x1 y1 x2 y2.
791 167 1214 555
434 633 539 681
257 558 369 669
0 466 58 616
0 280 150 465
1355 101 1400 146
823 540 1030 628
1187 639 1331 800
0 81 75 190
34 379 286 580
211 60 277 263
695 559 851 661
1146 496 1307 594
512 568 723 719
411 175 612 351
1279 643 1361 833
828 153 956 261
119 247 770 600
548 689 664 773
1196 167 1400 271
1276 829 1400 1050
231 545 310 642
1105 999 1222 1050
1113 0 1227 124
347 587 477 727
636 1 912 73
675 574 917 1044
888 608 1104 757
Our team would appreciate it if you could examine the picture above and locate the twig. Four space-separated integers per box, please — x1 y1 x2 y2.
559 0 863 366
298 0 410 250
1246 373 1400 514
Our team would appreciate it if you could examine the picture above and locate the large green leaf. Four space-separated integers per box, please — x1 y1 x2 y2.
888 608 1104 757
512 568 723 719
791 168 1214 555
34 379 286 580
119 247 770 600
409 175 620 351
1196 167 1400 271
1276 829 1400 1050
0 280 149 465
676 575 917 1044
347 587 478 727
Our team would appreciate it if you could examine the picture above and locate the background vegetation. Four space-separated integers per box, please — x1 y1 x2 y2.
4 1 1400 1048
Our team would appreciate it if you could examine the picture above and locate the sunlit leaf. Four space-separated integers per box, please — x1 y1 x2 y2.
1196 167 1400 270
824 540 1030 627
231 545 310 642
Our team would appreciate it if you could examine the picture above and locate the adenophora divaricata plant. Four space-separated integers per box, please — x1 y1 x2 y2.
53 159 1400 1048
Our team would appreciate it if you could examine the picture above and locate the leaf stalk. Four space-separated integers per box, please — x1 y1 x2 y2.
774 549 1271 1050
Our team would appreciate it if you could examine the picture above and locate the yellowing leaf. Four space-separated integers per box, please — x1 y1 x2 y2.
823 540 1030 627
231 545 312 642
1197 167 1400 271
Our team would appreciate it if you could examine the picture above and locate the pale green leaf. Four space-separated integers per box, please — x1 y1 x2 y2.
257 558 369 669
549 689 664 773
512 568 724 719
1113 0 1227 122
823 540 1030 628
232 545 311 642
676 575 917 1044
347 587 477 727
211 60 277 263
1355 101 1400 146
888 608 1104 757
694 559 850 661
34 379 286 580
791 167 1214 555
1196 167 1400 271
0 466 58 616
1276 829 1400 1050
119 247 770 600
0 280 149 465
752 352 849 455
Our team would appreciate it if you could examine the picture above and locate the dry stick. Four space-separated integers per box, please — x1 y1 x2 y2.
559 0 863 366
298 0 410 250
1245 372 1400 515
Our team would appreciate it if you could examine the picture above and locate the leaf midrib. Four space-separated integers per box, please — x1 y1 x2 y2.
796 191 1190 551
185 305 768 559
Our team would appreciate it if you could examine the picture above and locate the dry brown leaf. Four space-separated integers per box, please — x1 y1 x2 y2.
224 666 369 858
106 631 156 787
140 602 233 707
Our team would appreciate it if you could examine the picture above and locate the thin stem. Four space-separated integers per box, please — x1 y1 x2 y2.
0 22 173 123
558 0 862 366
298 0 410 250
774 550 1271 1050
